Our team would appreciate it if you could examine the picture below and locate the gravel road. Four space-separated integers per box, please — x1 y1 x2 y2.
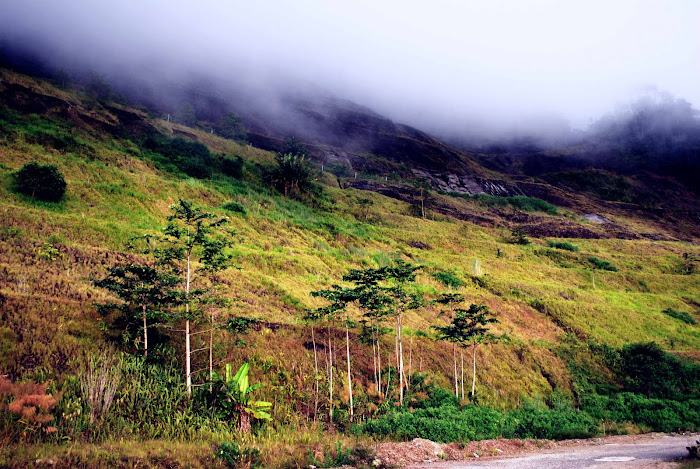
406 434 698 469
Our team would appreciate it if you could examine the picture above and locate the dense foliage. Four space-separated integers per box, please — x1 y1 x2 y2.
12 161 66 202
143 135 214 179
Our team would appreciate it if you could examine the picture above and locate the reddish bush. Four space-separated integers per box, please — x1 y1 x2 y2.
0 376 60 437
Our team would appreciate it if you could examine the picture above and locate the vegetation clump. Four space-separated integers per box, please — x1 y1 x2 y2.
548 240 579 252
218 112 247 143
216 441 262 468
143 135 214 179
13 161 66 202
588 256 618 271
661 308 697 325
222 201 247 215
510 227 531 245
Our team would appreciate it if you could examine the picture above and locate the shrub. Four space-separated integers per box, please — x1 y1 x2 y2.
661 308 697 325
579 392 700 432
432 270 464 288
220 155 244 178
356 403 596 442
309 442 351 468
218 112 247 143
143 136 213 178
174 102 196 126
0 376 60 440
272 152 315 198
588 256 618 272
13 162 66 202
616 342 700 400
510 227 530 245
216 442 262 468
548 241 579 252
222 201 247 215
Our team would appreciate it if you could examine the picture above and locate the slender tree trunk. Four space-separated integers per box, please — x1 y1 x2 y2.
408 331 413 388
209 309 214 390
327 325 333 423
185 245 192 396
142 303 147 358
185 317 191 395
461 351 465 400
471 342 477 398
345 319 353 419
371 320 378 394
311 325 319 422
377 325 382 396
453 343 458 397
398 313 405 404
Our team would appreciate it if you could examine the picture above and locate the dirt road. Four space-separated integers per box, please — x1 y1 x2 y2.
405 434 698 469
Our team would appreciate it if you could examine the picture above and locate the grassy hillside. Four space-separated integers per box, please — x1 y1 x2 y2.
1 69 699 467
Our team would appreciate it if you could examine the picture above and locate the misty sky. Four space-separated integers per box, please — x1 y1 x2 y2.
1 0 699 133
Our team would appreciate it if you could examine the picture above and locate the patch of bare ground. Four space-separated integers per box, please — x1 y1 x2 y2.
375 433 697 468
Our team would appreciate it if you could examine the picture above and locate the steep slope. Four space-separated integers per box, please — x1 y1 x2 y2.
2 67 698 376
1 70 699 466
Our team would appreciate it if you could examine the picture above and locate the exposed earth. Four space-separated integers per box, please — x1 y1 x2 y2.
372 434 699 468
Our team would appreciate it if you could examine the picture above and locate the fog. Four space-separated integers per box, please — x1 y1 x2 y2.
1 0 699 142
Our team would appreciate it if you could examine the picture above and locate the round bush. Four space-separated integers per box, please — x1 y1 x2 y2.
13 162 67 202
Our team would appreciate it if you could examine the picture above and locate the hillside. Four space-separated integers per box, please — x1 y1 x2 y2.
1 69 699 467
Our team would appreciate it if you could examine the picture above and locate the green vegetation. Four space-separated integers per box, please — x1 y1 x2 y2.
143 135 214 179
662 308 697 325
174 102 197 126
218 112 247 143
432 269 464 288
1 69 699 467
548 240 579 252
13 161 66 202
510 227 531 245
216 441 262 468
222 201 247 215
213 363 272 433
588 256 619 272
272 152 316 198
357 399 596 442
433 304 499 399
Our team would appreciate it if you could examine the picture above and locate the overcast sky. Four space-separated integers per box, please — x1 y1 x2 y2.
1 0 698 133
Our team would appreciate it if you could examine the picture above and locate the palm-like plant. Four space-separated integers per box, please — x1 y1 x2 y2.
213 363 272 433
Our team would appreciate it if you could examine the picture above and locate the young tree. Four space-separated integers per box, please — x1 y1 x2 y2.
384 261 423 405
432 292 465 398
433 304 499 399
282 136 308 158
272 152 315 197
304 304 341 422
158 199 232 395
213 362 272 433
218 112 247 143
174 102 197 126
340 267 393 397
94 264 181 357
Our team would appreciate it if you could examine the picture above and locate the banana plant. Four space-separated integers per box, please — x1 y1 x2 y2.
213 362 272 433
